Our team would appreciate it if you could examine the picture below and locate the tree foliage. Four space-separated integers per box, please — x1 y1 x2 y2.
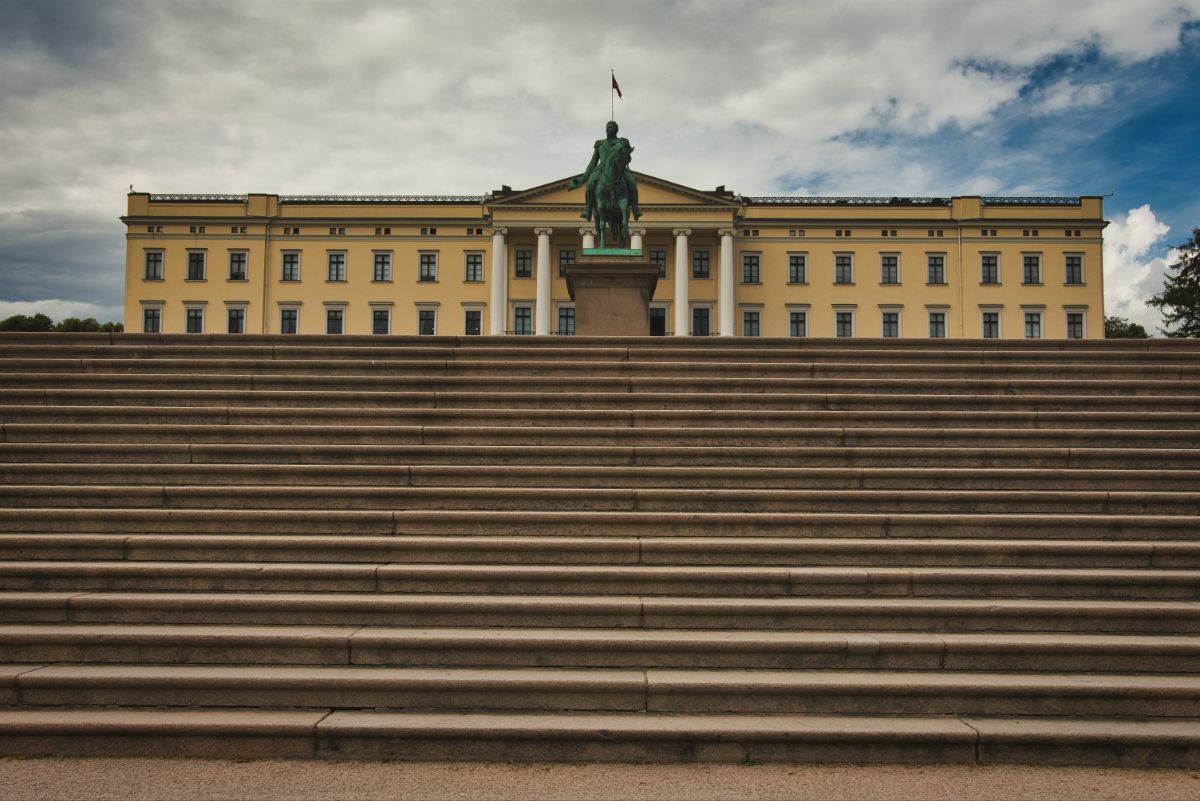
0 314 123 333
1147 227 1200 338
1104 316 1150 339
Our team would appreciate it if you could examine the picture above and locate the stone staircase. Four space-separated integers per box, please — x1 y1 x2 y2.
0 332 1198 765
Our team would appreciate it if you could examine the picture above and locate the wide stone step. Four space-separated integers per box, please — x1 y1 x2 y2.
1 707 1198 765
8 664 1200 718
6 357 1199 381
2 508 1195 540
15 388 1200 412
3 625 1197 672
2 561 1197 600
4 592 1196 633
4 422 1195 449
3 534 1195 569
4 371 1200 397
1 443 1193 470
8 405 1200 431
3 485 1198 515
1 463 1195 491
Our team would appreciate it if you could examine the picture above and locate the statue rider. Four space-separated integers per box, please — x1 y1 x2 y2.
567 120 641 224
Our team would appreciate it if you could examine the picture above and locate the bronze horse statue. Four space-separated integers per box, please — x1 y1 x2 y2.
568 121 641 249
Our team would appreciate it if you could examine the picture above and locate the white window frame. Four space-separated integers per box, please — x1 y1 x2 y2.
689 302 714 336
1064 306 1087 339
1064 253 1085 285
418 250 439 283
370 302 394 336
512 302 533 335
1022 252 1043 285
833 304 856 338
140 301 164 334
556 302 576 336
980 252 1000 285
926 305 949 339
326 250 347 282
462 303 485 336
224 301 248 334
739 304 763 337
324 302 347 336
372 250 393 283
227 249 249 281
1022 305 1045 340
740 252 762 285
834 252 854 285
787 252 807 284
649 248 668 280
926 252 947 285
185 249 207 281
980 306 1003 339
183 302 206 334
879 252 900 285
278 304 300 335
280 250 301 282
879 305 902 338
786 303 810 338
417 305 438 336
143 249 164 281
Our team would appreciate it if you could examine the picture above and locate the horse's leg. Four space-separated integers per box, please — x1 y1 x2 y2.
596 201 607 249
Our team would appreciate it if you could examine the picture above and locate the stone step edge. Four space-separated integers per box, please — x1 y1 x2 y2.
1 708 1198 765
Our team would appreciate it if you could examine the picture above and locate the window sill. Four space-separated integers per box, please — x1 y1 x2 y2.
926 282 948 286
142 278 164 282
1022 282 1044 287
979 282 1002 287
184 279 207 283
418 280 439 284
1064 282 1086 287
280 279 300 283
464 280 484 284
372 279 393 284
880 282 902 287
833 282 856 286
740 281 762 285
228 278 248 283
786 282 808 286
691 276 713 281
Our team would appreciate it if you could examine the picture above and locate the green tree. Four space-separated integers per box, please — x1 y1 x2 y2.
1147 227 1200 337
1104 316 1150 338
54 317 103 332
0 313 54 332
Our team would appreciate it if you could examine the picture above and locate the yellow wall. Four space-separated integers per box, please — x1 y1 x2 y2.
122 187 1106 338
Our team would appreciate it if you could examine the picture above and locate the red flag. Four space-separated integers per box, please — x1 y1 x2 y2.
611 73 622 99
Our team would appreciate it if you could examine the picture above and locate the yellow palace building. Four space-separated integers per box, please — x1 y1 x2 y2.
122 175 1106 339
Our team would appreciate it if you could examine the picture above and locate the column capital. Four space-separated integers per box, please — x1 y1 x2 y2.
491 227 508 237
717 228 736 238
672 228 692 237
579 227 597 237
629 227 647 237
533 227 554 237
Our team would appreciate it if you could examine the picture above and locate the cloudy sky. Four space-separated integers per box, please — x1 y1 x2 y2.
1 0 1197 331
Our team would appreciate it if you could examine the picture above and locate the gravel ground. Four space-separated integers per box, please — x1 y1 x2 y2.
2 758 1200 801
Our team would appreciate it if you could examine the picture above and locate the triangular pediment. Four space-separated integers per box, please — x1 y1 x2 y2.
488 172 739 208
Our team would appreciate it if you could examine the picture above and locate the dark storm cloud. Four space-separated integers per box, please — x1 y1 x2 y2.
0 209 123 302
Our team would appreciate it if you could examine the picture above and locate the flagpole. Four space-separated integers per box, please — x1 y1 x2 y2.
610 69 614 121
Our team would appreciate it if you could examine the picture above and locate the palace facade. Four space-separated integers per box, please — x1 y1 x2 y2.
122 174 1105 338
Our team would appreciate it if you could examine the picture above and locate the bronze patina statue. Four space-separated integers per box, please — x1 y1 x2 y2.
567 120 641 249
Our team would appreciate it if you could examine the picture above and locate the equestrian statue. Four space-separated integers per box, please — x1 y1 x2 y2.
567 120 642 249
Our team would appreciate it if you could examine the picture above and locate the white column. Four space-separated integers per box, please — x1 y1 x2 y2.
673 228 690 336
488 227 508 335
581 227 596 250
630 227 645 253
718 228 736 336
534 227 553 336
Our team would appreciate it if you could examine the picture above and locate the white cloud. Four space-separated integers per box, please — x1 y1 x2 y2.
1103 204 1173 333
0 299 124 325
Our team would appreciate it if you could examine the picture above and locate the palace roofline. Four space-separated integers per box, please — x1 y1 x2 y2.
144 192 1088 206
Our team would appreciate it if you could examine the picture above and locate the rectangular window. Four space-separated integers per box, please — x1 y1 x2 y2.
742 311 760 337
880 255 899 285
1066 312 1085 339
558 249 576 277
280 308 298 335
881 311 899 337
789 311 807 337
692 307 710 336
327 252 346 282
372 309 391 335
514 306 532 335
1023 255 1041 284
227 307 244 334
741 254 760 284
228 252 247 281
557 306 575 335
465 253 484 282
1065 255 1083 285
927 255 945 284
650 248 667 279
649 307 666 336
187 252 206 281
144 251 163 280
418 309 436 335
514 248 533 278
1024 311 1042 339
692 249 711 279
981 254 999 284
185 307 204 334
373 253 392 282
142 307 161 334
836 311 854 338
982 312 1000 339
835 255 853 284
281 253 300 282
928 312 946 338
788 254 806 284
419 253 438 282
464 309 482 336
326 309 344 335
